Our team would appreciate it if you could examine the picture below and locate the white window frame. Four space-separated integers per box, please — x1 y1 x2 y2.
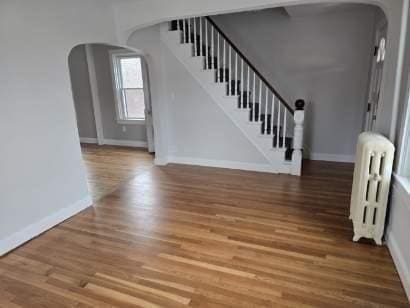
109 49 148 125
395 68 410 194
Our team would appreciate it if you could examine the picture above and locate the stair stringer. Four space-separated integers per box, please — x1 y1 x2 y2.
160 24 292 174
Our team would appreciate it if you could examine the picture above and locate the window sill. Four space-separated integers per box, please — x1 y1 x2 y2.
393 173 410 196
116 119 146 125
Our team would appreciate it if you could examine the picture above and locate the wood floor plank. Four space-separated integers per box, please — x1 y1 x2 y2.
0 146 408 307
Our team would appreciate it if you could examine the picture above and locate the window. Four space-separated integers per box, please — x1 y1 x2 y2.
111 51 146 124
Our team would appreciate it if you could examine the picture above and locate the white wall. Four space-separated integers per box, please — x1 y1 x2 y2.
69 44 148 143
127 25 269 167
0 0 118 254
212 6 377 162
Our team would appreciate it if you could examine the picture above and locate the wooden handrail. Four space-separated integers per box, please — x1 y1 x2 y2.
206 16 294 115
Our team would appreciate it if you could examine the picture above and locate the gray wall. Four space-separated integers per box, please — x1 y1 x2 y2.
69 45 97 139
0 0 117 249
69 44 147 142
213 5 377 161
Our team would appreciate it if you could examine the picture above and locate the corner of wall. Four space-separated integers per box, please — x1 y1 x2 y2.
0 195 93 256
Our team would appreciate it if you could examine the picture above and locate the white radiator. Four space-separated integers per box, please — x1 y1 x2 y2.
349 132 395 245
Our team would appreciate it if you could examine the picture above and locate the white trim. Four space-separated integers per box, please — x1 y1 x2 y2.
154 156 169 166
168 156 276 173
307 152 355 163
394 173 410 197
389 0 410 141
386 232 410 301
80 137 98 144
116 119 146 125
85 44 104 145
397 68 410 177
0 196 92 256
103 139 147 148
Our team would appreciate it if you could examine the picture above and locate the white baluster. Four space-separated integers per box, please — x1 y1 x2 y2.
204 19 208 69
235 52 238 96
265 86 268 134
240 59 244 108
188 18 191 44
200 18 202 58
193 18 197 55
211 26 214 70
292 100 305 176
223 40 226 83
216 32 219 81
259 79 262 121
277 101 281 148
271 94 275 139
228 46 231 95
247 66 250 108
182 19 186 43
283 108 287 148
253 72 256 121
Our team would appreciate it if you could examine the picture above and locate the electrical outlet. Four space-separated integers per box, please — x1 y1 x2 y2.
122 126 127 132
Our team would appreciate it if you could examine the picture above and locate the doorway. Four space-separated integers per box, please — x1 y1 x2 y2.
68 43 155 201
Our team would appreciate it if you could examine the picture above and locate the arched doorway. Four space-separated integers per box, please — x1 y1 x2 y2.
68 43 156 201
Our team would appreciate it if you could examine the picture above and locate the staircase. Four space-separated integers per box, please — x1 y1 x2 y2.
161 17 305 176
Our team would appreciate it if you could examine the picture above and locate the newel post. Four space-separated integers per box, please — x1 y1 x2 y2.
291 99 305 176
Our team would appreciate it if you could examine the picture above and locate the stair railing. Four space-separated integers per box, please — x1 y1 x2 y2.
171 17 305 173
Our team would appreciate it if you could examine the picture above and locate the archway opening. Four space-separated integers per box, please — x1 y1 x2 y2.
68 43 155 201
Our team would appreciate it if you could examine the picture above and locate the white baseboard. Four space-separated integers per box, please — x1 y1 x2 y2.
386 231 410 301
168 156 275 173
80 137 98 144
155 156 169 166
0 196 93 256
307 152 355 163
103 139 147 148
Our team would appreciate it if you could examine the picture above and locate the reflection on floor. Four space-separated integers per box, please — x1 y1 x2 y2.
0 159 408 307
81 144 154 201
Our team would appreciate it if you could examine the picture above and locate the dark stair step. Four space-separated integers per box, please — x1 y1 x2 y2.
248 102 260 122
273 136 292 149
227 80 241 95
285 148 294 161
170 20 179 31
194 42 211 57
205 56 218 70
260 116 283 135
272 136 293 161
216 68 229 83
238 91 251 108
170 20 192 44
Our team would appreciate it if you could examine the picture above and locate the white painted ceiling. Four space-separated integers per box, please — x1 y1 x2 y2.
284 3 363 17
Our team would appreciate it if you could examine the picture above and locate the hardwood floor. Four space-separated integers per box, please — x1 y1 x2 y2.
81 144 154 201
0 157 408 307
